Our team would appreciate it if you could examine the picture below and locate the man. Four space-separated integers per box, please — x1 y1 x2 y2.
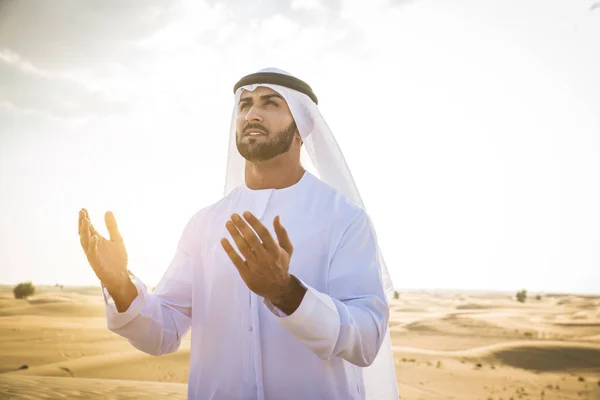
78 68 398 399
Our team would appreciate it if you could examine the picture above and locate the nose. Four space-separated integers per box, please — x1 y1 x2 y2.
245 106 262 123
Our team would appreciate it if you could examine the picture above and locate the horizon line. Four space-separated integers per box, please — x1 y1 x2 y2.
1 282 598 296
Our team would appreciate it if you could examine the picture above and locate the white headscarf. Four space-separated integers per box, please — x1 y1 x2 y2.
224 68 399 400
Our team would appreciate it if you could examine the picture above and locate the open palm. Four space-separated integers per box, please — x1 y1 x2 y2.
78 208 129 287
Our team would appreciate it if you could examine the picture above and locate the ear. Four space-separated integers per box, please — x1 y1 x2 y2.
294 131 304 146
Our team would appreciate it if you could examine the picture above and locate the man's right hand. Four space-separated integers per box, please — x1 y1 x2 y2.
78 208 131 294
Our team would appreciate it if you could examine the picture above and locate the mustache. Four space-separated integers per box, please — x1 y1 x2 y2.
243 123 269 135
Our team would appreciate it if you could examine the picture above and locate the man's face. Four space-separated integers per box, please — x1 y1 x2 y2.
235 86 298 162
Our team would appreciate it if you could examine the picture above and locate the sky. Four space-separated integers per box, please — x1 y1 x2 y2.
1 0 599 294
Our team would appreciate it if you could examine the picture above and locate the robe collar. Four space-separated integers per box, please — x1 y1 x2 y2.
241 170 313 196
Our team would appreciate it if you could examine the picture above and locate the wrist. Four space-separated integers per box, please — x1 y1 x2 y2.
104 272 133 294
269 275 295 306
104 275 138 313
269 275 307 315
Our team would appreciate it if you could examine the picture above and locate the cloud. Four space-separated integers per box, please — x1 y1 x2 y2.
203 0 341 23
0 0 178 119
200 0 359 42
0 49 128 120
0 0 409 121
175 0 374 65
0 0 176 72
388 0 418 6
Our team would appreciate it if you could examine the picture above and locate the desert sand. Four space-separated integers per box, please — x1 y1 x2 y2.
1 285 599 399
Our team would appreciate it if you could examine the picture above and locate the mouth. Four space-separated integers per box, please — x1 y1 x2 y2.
243 129 267 138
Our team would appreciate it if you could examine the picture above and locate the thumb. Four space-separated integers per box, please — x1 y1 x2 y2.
273 216 293 255
105 211 123 242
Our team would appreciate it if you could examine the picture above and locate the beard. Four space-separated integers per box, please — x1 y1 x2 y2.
236 121 297 162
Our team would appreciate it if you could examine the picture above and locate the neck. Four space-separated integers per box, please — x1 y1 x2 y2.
244 153 306 190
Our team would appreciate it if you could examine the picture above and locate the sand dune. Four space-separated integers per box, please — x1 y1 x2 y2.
8 349 191 383
454 302 505 310
0 292 107 318
2 287 600 400
389 293 600 399
394 341 600 369
0 375 187 399
472 341 600 372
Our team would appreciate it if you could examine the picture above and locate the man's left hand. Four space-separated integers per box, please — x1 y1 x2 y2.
221 211 294 304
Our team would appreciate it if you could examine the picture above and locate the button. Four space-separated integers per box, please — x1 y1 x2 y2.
249 326 253 332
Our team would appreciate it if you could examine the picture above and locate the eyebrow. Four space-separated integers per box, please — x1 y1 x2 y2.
239 93 285 104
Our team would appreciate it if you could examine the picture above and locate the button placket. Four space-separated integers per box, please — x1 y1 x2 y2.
248 289 253 332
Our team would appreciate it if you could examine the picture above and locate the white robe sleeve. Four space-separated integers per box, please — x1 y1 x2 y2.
102 214 199 356
265 210 389 367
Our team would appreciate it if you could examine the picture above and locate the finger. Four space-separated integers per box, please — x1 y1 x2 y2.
242 211 278 252
79 218 87 240
79 211 99 268
274 216 293 255
220 238 248 271
225 220 256 262
105 211 123 242
89 224 100 239
80 209 97 235
231 214 268 258
87 234 100 267
78 209 86 236
80 217 101 250
80 217 91 252
81 210 101 239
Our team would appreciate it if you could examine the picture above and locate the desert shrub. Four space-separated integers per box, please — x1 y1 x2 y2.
393 291 399 300
13 281 36 299
516 289 527 303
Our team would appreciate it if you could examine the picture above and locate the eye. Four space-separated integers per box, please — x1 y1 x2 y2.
239 103 250 111
266 101 278 107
